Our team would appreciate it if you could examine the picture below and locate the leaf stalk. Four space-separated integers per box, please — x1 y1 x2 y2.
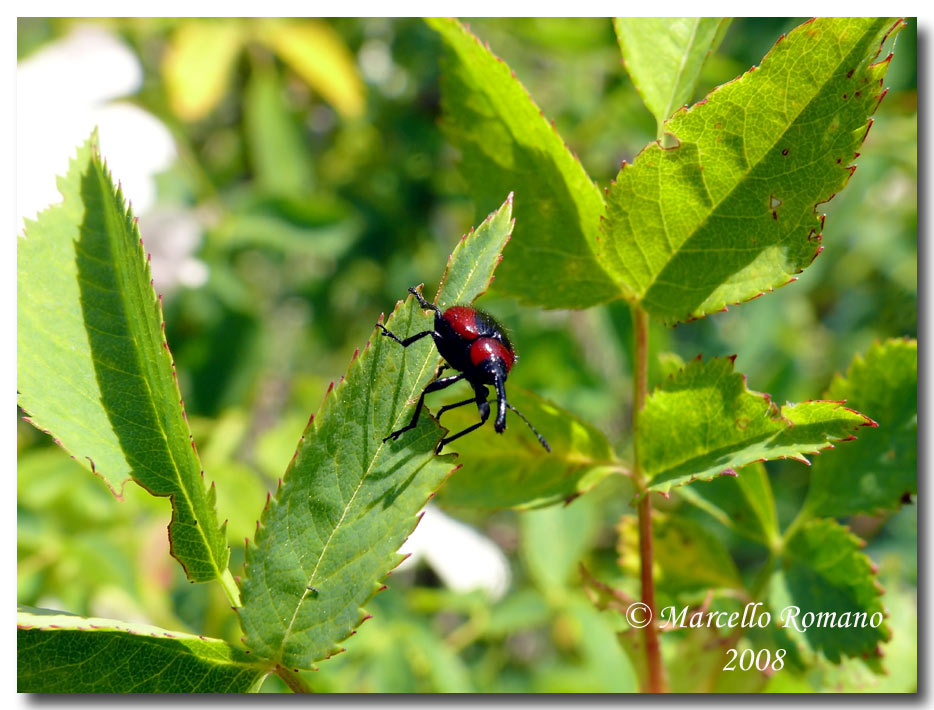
274 665 313 693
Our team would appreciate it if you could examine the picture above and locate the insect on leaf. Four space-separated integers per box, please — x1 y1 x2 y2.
237 195 515 669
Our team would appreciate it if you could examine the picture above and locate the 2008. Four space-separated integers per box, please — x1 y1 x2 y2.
723 648 785 671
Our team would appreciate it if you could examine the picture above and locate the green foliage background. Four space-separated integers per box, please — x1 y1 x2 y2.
17 18 916 692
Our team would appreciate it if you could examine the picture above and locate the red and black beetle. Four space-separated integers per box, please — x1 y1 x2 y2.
378 286 551 454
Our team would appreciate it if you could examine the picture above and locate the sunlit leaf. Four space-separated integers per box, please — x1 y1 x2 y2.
17 133 234 594
260 20 366 120
427 17 623 309
163 19 245 121
640 356 873 495
614 17 730 128
603 18 902 324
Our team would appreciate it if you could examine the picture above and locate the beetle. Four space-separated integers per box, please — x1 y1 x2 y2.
377 286 551 454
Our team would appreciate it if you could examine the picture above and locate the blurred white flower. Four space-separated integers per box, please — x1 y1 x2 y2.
137 208 209 291
18 24 205 293
18 25 175 228
399 505 511 600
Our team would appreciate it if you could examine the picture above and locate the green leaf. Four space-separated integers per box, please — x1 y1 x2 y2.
520 495 599 597
427 17 623 309
640 356 873 495
17 133 234 594
777 519 889 663
17 608 266 693
396 621 474 692
677 461 779 546
244 62 315 196
618 511 742 592
614 17 730 129
438 387 622 510
804 339 917 518
535 596 637 692
237 195 515 669
603 18 903 324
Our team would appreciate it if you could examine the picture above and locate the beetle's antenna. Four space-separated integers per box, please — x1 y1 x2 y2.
504 402 551 452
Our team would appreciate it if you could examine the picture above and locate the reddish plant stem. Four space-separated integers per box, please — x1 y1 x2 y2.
638 494 665 692
630 306 667 693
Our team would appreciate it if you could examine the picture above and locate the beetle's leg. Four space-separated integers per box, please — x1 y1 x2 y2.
377 284 442 345
408 286 442 316
435 396 477 421
435 384 491 453
435 390 491 454
376 324 437 347
384 373 465 443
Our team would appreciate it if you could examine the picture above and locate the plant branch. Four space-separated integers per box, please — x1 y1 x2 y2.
630 305 667 693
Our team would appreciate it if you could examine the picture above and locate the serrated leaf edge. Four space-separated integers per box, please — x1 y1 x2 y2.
603 18 903 326
19 132 232 588
642 355 876 499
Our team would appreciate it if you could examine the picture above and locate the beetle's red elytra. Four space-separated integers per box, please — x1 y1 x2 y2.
469 337 514 371
377 286 549 454
442 306 484 340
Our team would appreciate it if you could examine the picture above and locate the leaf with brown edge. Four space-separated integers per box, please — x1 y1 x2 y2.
775 518 890 666
804 338 917 518
640 356 874 496
603 18 903 325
